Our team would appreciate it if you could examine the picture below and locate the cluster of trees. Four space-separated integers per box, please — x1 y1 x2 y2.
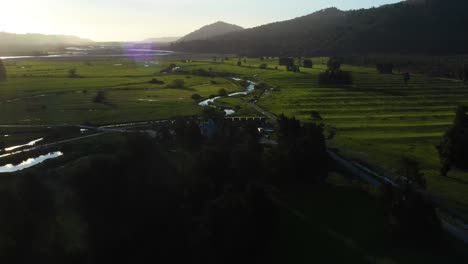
0 174 63 263
0 114 329 263
403 72 411 86
437 106 468 176
279 58 294 67
191 93 202 101
344 55 468 80
273 115 328 183
68 68 80 78
457 66 468 84
279 58 300 72
93 91 107 103
303 59 313 69
166 79 186 89
149 78 165 85
218 88 228 96
318 58 352 86
0 59 6 81
382 157 441 245
376 63 394 74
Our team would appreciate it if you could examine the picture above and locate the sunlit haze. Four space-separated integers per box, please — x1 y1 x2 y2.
0 0 401 41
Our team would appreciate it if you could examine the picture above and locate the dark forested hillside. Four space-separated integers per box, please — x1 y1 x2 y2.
172 0 468 56
178 21 244 42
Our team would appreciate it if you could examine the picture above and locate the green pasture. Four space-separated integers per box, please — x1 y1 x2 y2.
0 59 246 125
2 57 468 213
256 61 468 213
273 173 468 263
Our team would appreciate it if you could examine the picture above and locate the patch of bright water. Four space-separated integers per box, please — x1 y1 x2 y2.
0 152 63 173
224 109 236 116
4 138 43 152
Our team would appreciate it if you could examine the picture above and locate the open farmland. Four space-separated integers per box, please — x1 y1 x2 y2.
257 62 468 214
0 59 244 125
2 57 468 215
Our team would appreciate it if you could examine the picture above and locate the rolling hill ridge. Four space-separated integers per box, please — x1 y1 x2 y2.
172 0 468 55
178 21 244 42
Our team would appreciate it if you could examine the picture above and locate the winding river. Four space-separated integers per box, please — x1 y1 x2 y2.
198 79 256 115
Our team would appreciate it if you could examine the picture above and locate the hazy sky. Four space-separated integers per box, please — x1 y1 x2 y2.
0 0 401 41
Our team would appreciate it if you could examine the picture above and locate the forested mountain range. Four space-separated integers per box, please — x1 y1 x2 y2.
172 0 468 56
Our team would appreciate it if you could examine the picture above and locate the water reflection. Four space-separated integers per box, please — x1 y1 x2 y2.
0 152 63 173
4 138 43 152
198 79 256 107
224 109 236 116
198 96 222 106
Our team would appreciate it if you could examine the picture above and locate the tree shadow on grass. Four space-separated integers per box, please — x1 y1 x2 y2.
163 87 197 92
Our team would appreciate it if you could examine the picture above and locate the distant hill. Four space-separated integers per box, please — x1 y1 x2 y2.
0 32 93 46
0 32 94 54
178 21 244 42
143 37 180 43
172 0 468 56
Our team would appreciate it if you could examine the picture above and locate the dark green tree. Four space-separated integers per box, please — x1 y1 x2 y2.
166 79 185 89
0 59 7 81
303 59 313 68
0 174 65 262
174 118 202 150
218 88 228 96
403 72 411 86
382 182 442 246
396 157 426 190
68 68 79 78
273 115 328 183
327 58 342 72
279 58 294 68
149 78 165 85
376 63 394 74
191 93 202 101
461 65 468 84
437 106 468 176
318 59 352 86
93 91 107 103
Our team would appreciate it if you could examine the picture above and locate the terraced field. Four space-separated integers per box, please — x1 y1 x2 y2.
258 63 468 212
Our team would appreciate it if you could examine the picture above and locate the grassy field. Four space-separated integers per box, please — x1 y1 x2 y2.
2 56 468 216
1 57 468 259
0 59 244 125
273 173 468 264
253 61 468 215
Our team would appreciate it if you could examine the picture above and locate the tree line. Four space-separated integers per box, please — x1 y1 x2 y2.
0 114 329 263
